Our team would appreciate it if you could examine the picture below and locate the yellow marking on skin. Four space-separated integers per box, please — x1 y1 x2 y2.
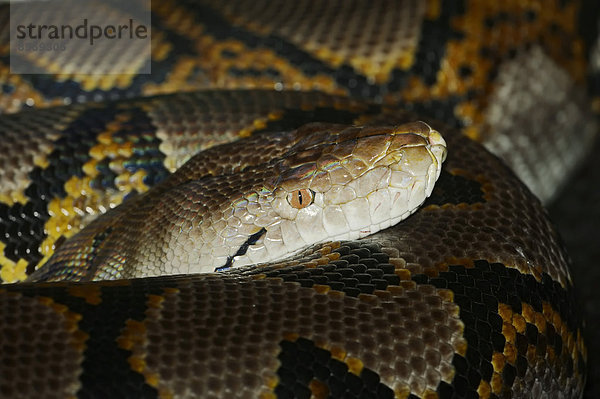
422 390 439 399
151 32 172 62
325 252 341 262
426 0 441 19
455 337 468 358
395 0 589 137
497 303 512 323
37 296 88 352
0 189 29 206
238 116 272 137
283 332 300 342
96 131 114 146
327 290 345 300
329 345 346 361
313 284 330 294
73 73 137 92
141 57 205 97
239 113 284 138
263 374 279 391
491 352 505 371
118 311 175 398
346 357 364 375
394 387 411 399
386 286 404 297
394 267 411 281
36 135 134 268
308 379 329 398
374 290 393 301
147 294 166 308
33 154 50 168
193 36 345 94
512 313 526 334
477 379 491 399
432 256 476 271
115 169 150 194
36 115 149 270
436 288 454 303
318 245 333 256
68 285 102 305
522 302 535 323
503 342 518 364
212 3 423 84
358 294 379 305
0 241 29 282
117 320 146 351
128 357 149 378
490 372 503 395
39 195 83 267
492 300 587 395
463 125 481 142
0 63 63 112
82 158 100 178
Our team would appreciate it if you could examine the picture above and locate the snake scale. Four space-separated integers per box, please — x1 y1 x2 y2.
0 1 599 398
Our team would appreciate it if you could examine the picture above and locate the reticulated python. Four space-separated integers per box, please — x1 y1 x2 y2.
0 1 598 398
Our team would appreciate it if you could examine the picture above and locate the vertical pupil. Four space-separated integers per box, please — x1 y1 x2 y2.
297 191 303 205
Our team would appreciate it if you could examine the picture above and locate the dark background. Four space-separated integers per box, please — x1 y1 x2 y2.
549 136 600 398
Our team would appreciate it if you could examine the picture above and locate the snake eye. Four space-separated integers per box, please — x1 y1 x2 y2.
287 189 315 209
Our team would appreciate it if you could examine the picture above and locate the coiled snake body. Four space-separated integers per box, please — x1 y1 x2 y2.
0 1 598 398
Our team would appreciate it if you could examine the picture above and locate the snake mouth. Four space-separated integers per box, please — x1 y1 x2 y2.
215 228 267 272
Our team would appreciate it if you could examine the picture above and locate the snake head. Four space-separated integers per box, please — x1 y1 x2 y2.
220 122 447 270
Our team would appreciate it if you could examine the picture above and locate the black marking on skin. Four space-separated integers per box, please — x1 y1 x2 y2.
388 1 466 89
5 278 179 398
83 227 115 281
411 260 584 399
275 338 395 399
191 0 470 127
423 170 485 206
106 107 170 187
27 227 115 283
216 227 267 272
1 107 119 271
185 3 379 101
262 241 399 297
255 106 382 133
0 106 169 277
398 96 466 130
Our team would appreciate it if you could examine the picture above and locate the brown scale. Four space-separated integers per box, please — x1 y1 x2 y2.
118 276 464 398
0 290 87 398
0 1 594 398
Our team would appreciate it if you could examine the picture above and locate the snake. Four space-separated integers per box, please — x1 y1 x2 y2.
0 1 598 398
